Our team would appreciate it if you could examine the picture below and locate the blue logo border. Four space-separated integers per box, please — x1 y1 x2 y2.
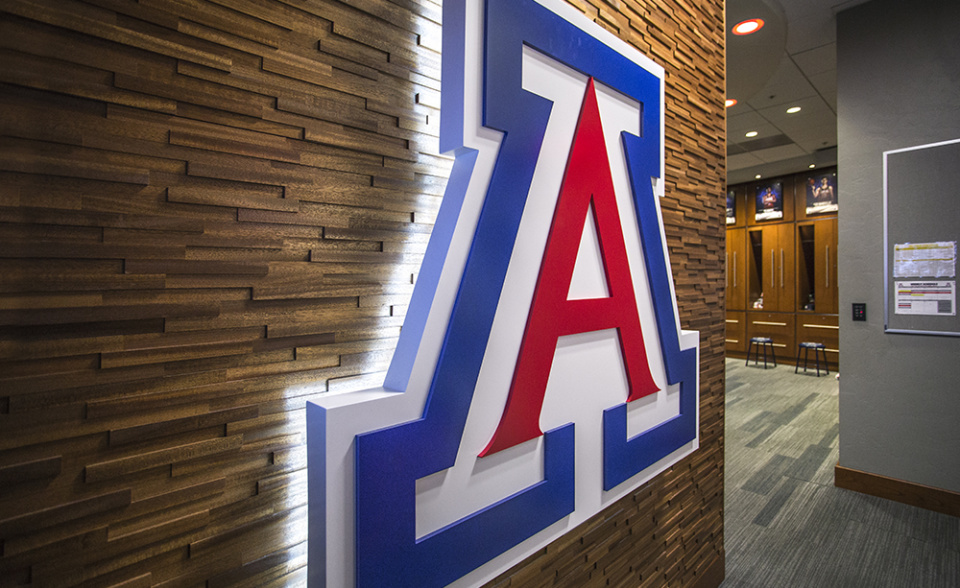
308 1 698 586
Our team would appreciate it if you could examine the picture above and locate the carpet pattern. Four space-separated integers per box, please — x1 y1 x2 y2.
721 359 959 587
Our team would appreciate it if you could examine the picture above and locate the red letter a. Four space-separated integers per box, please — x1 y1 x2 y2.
480 78 659 457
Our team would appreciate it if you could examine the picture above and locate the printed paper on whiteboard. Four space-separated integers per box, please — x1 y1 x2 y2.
893 241 956 278
895 281 956 316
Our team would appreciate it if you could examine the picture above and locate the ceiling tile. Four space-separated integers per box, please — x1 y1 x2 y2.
728 124 783 147
784 12 836 55
727 110 772 133
792 43 836 77
745 55 818 109
807 70 838 110
728 152 766 172
792 123 838 152
752 144 808 163
757 95 833 128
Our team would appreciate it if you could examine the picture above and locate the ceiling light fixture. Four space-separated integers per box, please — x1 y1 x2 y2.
745 131 759 138
755 174 762 179
732 19 765 36
726 98 738 108
809 164 816 169
787 106 802 114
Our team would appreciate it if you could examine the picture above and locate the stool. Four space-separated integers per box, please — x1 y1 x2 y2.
795 342 829 376
746 337 776 368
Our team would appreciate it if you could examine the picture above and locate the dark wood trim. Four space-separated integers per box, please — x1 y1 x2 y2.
835 464 960 517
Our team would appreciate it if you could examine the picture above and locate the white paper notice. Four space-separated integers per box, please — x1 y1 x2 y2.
895 281 956 315
893 241 956 278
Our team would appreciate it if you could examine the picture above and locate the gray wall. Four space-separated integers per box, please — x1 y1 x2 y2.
837 0 960 493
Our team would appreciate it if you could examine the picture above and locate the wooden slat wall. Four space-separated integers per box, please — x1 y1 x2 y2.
0 0 725 587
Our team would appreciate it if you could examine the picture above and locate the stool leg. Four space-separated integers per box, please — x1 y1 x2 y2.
802 347 809 373
762 342 768 368
814 347 821 376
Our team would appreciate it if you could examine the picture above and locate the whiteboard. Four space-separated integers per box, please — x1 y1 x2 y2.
883 138 960 336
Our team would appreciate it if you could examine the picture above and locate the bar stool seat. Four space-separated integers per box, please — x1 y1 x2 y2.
795 342 829 376
746 337 776 368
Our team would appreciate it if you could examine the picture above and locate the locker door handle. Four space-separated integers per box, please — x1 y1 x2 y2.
770 250 775 287
780 249 784 288
826 245 830 288
733 251 737 288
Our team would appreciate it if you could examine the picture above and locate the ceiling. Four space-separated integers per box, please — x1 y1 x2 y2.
725 0 870 185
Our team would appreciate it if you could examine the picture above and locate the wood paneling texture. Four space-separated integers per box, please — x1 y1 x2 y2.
0 0 725 587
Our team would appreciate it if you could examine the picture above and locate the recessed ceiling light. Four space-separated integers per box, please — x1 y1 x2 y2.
725 98 738 108
732 19 765 36
809 164 816 169
745 131 759 138
755 174 762 179
787 106 802 114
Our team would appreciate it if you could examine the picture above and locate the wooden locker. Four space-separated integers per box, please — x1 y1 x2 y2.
797 218 838 314
746 223 795 313
726 227 747 311
815 218 838 314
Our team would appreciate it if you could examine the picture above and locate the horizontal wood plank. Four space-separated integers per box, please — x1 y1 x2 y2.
85 436 244 483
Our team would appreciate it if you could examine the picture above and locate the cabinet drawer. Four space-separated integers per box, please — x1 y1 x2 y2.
797 314 840 366
725 311 746 353
746 312 795 355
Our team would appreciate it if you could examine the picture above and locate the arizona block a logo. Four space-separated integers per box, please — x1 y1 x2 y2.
307 0 700 586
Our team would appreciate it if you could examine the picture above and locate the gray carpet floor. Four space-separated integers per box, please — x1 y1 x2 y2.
720 358 959 587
